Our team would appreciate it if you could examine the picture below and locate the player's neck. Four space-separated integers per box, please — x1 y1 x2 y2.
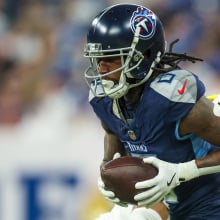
123 85 144 107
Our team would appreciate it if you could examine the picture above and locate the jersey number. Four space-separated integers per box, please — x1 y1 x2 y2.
157 73 175 84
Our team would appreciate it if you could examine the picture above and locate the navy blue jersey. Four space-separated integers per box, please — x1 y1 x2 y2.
89 69 220 219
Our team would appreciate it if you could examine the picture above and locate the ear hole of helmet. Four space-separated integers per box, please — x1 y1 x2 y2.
144 49 151 59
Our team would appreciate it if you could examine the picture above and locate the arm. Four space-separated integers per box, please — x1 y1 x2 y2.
95 202 169 220
101 122 127 164
180 96 220 147
179 96 220 167
134 95 220 206
98 122 128 206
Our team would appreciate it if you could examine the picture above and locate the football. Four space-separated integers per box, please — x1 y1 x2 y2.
100 156 158 204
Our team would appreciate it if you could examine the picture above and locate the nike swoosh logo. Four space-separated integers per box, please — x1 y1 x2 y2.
178 79 188 95
167 173 176 186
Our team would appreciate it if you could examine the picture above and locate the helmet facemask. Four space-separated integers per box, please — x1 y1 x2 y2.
84 28 161 99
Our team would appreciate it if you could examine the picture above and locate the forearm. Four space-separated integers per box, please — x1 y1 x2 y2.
196 149 220 168
130 208 163 220
95 203 168 220
178 151 220 182
131 202 169 220
182 95 220 176
179 96 220 146
101 123 126 163
149 202 169 220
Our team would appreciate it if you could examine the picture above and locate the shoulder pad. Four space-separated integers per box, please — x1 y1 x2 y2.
150 70 197 103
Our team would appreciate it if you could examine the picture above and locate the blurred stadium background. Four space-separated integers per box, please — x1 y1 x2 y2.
0 0 219 219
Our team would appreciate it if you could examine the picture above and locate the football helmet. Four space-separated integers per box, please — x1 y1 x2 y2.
84 3 166 99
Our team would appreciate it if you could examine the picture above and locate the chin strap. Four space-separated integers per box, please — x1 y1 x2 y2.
125 26 162 91
108 27 142 99
128 51 162 90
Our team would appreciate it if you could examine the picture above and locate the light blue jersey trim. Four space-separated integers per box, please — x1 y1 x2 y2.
175 120 192 140
175 120 211 158
190 135 211 158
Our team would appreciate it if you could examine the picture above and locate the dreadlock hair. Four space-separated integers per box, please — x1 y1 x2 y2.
152 39 203 75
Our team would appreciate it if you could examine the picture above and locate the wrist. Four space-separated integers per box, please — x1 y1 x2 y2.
198 165 220 176
178 160 200 182
178 160 220 183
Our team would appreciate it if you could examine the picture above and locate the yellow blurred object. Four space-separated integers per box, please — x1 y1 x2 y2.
207 94 218 101
80 188 113 220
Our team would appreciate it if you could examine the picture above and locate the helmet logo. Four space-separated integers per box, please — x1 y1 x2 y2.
130 7 156 39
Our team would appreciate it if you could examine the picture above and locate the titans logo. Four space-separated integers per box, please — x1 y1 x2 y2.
130 7 157 39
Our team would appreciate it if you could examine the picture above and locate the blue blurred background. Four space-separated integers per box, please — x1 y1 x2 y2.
0 0 219 219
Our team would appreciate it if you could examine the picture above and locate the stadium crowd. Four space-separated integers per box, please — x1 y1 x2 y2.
0 0 219 122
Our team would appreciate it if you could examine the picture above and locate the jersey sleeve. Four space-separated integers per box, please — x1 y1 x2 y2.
150 69 205 124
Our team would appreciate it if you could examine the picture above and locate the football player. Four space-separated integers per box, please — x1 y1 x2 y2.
84 3 220 220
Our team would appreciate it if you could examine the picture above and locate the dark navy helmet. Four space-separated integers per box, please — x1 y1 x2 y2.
84 3 166 99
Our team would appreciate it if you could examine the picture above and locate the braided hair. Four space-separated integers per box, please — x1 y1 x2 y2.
152 39 203 74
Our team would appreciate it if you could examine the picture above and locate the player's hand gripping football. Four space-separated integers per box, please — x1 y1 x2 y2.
134 157 201 207
98 152 128 207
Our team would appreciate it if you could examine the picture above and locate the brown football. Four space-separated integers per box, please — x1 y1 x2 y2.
100 156 158 204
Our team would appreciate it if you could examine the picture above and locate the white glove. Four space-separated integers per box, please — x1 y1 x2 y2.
134 157 200 206
95 204 133 220
98 152 128 207
134 156 220 207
